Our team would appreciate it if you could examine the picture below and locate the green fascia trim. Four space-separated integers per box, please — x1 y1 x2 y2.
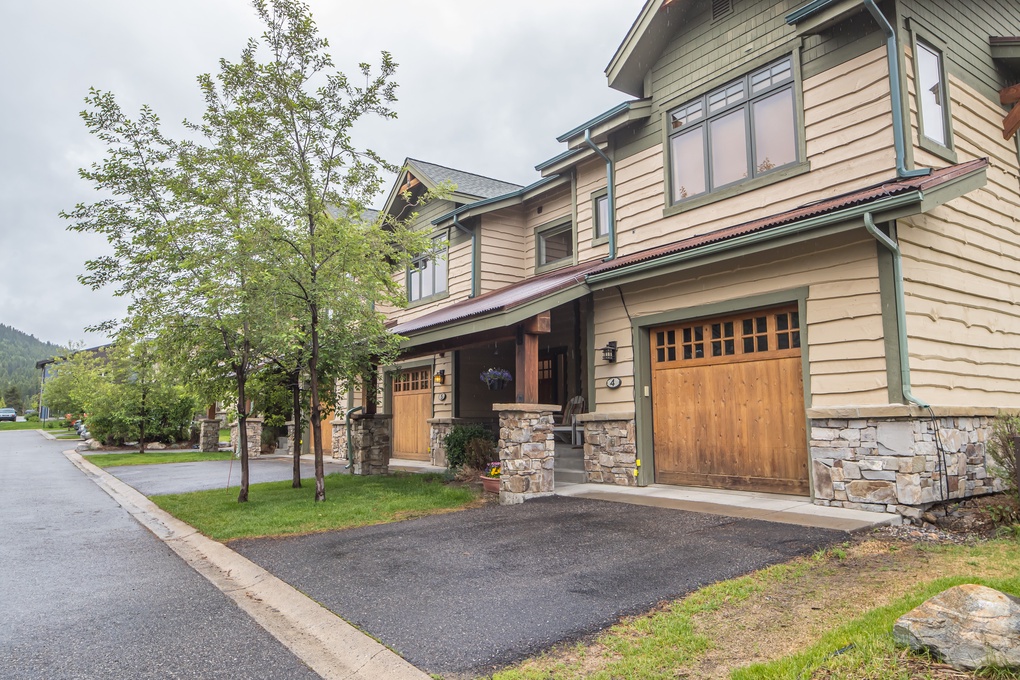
556 101 635 143
562 102 654 151
587 191 924 289
918 168 987 213
536 148 583 173
430 175 568 227
991 42 1020 61
397 284 591 350
537 148 599 178
786 0 840 25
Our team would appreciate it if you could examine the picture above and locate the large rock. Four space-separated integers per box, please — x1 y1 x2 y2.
893 584 1020 670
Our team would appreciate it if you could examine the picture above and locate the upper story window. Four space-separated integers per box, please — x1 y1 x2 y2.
916 40 950 147
668 57 798 204
537 221 573 270
408 235 448 303
593 193 610 240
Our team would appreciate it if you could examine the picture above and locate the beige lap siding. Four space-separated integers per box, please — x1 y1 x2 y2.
897 70 1020 409
609 49 898 259
592 236 887 411
522 185 573 278
478 209 527 295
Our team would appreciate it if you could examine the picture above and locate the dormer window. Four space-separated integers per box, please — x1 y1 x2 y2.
668 57 799 204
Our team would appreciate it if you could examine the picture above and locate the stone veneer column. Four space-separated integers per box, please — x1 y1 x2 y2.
198 419 220 453
231 417 264 458
577 412 638 486
493 403 560 505
809 406 1004 519
349 413 391 475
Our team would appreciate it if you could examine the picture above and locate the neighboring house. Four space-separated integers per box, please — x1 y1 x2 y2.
375 0 1020 518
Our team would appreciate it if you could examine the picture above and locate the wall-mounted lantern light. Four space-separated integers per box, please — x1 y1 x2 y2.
600 341 618 363
433 369 446 386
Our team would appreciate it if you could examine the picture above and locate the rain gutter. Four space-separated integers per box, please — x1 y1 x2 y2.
863 212 929 408
583 129 617 261
786 0 931 179
585 190 922 286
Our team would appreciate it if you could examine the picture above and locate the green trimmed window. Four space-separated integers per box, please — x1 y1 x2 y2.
915 39 950 148
594 193 610 240
537 222 573 268
408 235 448 302
668 57 799 204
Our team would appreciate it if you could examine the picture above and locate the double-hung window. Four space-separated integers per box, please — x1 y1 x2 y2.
668 57 798 204
536 221 574 270
408 235 448 303
593 192 610 240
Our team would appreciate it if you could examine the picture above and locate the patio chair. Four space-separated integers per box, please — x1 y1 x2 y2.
552 395 585 446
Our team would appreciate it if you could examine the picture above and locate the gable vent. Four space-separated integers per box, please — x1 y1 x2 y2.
712 0 732 20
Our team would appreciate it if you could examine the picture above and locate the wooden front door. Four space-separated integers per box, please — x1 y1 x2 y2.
538 347 567 408
392 368 432 461
650 305 808 495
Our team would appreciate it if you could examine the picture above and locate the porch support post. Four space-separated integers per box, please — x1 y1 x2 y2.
515 312 551 404
199 419 220 453
494 402 561 504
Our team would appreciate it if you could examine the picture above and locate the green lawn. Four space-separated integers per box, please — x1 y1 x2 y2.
151 472 478 541
219 427 230 443
0 421 63 432
84 450 234 467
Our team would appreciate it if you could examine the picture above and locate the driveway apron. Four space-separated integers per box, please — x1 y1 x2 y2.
0 431 319 679
230 495 845 676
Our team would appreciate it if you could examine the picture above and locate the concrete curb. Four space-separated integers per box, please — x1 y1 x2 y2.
37 429 57 440
63 450 430 680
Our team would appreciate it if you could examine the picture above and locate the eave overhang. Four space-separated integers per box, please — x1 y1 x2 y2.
785 0 867 34
430 175 570 228
991 37 1020 69
586 158 989 289
607 0 672 97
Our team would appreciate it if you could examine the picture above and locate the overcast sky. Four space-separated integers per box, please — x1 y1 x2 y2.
0 0 645 347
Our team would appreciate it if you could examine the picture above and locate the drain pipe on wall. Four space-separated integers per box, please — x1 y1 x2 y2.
451 214 477 298
863 212 929 409
583 129 617 261
862 0 931 180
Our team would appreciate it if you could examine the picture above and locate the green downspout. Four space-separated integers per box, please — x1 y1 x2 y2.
864 212 929 408
344 405 364 468
452 214 477 298
583 129 617 260
787 0 931 179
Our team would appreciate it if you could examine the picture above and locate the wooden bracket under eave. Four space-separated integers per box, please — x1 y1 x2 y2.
1000 84 1020 139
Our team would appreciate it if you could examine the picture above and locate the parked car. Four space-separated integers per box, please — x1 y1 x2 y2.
0 408 17 422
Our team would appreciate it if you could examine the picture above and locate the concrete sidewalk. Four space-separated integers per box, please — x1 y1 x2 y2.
555 482 900 532
64 450 430 680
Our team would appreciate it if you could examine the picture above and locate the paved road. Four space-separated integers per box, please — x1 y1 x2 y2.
0 431 319 679
231 495 845 676
105 456 339 496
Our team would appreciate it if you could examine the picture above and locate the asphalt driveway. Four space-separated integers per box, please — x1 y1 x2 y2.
230 495 844 676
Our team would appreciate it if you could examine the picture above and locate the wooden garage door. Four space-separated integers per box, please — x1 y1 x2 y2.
392 368 432 461
651 305 808 495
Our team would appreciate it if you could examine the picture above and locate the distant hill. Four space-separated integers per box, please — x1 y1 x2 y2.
0 324 64 409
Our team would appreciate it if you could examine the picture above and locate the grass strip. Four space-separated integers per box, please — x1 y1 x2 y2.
0 421 65 432
84 450 234 467
733 542 1020 680
151 472 478 541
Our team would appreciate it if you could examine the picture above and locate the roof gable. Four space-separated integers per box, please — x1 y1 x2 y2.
380 158 523 221
607 0 698 97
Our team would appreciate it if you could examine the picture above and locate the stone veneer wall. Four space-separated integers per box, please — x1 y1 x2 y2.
198 419 220 453
810 411 1004 519
494 404 559 505
348 413 391 476
428 417 498 468
230 417 264 458
578 413 638 486
330 419 348 461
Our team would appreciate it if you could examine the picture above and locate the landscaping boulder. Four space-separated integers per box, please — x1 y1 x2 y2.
147 442 167 450
893 584 1020 670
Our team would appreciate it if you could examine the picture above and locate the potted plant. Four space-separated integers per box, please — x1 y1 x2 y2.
480 461 501 494
480 368 512 390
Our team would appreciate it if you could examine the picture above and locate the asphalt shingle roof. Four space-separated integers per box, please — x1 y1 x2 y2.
407 159 523 199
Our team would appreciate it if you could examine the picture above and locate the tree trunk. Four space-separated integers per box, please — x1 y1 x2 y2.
139 384 147 455
236 368 250 503
309 305 325 502
292 369 302 488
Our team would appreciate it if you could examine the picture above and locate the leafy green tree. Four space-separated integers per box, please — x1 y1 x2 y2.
3 386 24 414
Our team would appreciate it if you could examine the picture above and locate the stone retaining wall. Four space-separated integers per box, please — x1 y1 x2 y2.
428 417 498 468
811 415 1003 519
578 413 638 486
494 404 558 505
